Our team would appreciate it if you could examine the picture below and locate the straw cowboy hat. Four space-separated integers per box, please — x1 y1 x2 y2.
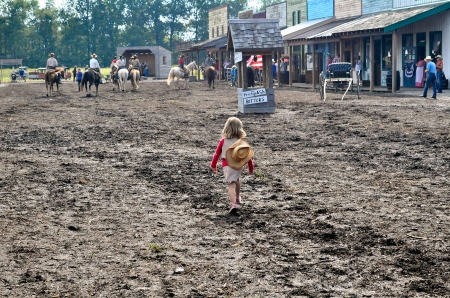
91 53 97 58
49 53 55 57
425 56 432 61
226 139 254 170
436 55 442 59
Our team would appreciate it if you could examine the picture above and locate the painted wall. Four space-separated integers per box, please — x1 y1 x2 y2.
307 0 334 20
394 0 448 9
287 0 307 26
362 0 392 14
335 0 361 18
266 2 287 28
395 10 449 85
208 5 229 39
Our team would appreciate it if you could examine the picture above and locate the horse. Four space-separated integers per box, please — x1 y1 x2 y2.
129 68 140 91
45 67 65 97
118 68 129 92
81 68 100 97
205 66 215 90
167 61 197 89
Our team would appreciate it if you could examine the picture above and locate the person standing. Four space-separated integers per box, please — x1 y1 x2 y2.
355 56 362 81
76 68 83 91
72 66 77 82
46 53 62 84
422 55 437 99
436 55 443 93
210 117 254 214
415 57 426 88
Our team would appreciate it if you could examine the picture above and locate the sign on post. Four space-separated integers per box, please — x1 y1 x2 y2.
234 52 242 63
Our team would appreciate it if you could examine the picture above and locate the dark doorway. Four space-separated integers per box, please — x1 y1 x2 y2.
416 32 426 62
374 39 381 86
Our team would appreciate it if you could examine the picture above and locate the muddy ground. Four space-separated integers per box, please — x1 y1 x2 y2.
0 78 449 297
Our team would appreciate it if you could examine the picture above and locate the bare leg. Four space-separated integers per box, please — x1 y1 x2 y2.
235 180 241 200
227 183 237 205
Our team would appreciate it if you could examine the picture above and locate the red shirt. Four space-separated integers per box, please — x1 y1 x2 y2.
210 138 254 172
179 57 185 65
436 60 443 72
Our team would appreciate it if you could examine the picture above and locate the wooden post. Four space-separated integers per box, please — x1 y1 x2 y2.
312 43 316 89
370 35 374 92
289 45 293 87
277 50 281 87
392 30 398 93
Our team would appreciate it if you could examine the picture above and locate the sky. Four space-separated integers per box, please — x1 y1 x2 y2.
39 0 262 10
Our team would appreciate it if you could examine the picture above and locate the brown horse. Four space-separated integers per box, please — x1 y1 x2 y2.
205 66 215 90
45 67 65 97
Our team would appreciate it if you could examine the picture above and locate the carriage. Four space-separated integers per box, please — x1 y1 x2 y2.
319 62 360 101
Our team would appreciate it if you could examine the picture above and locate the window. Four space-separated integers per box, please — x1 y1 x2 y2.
292 12 295 26
216 26 219 37
429 31 442 58
163 56 166 65
222 25 224 36
212 27 214 38
297 11 301 24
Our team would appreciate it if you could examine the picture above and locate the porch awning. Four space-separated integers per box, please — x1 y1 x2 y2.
307 2 450 40
281 17 334 40
286 18 356 43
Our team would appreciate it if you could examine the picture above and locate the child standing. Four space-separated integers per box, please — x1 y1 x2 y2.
211 117 254 214
76 68 83 91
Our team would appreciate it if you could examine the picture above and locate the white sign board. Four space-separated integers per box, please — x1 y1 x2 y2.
242 88 268 105
235 52 242 63
244 96 268 105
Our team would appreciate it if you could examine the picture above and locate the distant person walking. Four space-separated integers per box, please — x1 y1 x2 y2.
210 117 254 214
422 55 437 99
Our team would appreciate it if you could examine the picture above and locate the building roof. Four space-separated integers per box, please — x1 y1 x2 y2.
308 2 450 40
227 19 284 54
286 18 354 42
281 17 333 40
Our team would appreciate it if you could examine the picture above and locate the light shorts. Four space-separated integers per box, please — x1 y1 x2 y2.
223 166 244 184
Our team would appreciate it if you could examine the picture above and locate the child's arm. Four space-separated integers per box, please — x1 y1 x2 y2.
210 138 225 173
248 159 254 174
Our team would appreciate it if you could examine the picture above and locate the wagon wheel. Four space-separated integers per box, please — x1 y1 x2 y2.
319 72 325 101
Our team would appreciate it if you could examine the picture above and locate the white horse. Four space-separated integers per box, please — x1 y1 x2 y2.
167 61 197 89
129 68 140 91
118 68 128 92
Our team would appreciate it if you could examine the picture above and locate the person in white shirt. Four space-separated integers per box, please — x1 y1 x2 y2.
89 53 103 81
46 53 61 84
117 55 126 69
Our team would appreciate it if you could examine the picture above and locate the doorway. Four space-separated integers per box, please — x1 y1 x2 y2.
416 32 426 61
374 39 381 86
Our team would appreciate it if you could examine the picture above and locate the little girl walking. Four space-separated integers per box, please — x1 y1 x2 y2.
211 117 254 213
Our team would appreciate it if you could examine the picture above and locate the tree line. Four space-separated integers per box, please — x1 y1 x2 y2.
0 0 252 68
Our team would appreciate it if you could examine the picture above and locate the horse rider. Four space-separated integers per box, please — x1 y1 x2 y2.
89 53 104 83
205 53 214 67
46 53 62 84
178 54 189 78
128 54 141 78
112 55 126 80
111 56 117 66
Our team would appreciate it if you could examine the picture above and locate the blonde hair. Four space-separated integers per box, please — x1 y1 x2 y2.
222 117 247 139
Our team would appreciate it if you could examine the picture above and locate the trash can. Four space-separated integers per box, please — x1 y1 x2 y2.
386 70 400 91
280 71 289 84
144 68 149 77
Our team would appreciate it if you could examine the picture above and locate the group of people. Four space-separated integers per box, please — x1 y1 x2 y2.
421 54 444 99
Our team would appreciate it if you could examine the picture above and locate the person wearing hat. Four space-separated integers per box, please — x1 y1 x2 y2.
210 117 254 214
46 53 62 84
128 54 141 78
89 53 104 82
422 55 437 99
436 55 443 93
